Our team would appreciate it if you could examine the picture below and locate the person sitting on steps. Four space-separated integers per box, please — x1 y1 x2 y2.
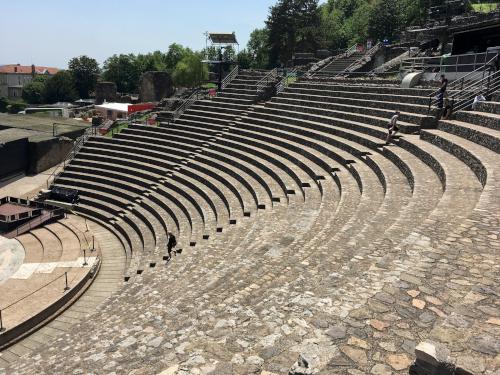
386 111 400 144
441 95 452 120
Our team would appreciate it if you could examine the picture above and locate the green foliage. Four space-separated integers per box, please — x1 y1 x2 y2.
241 0 439 69
247 28 270 69
22 75 49 104
0 97 9 112
136 50 170 73
7 102 27 114
203 45 236 62
43 71 78 103
367 0 405 42
102 54 141 93
266 0 321 66
68 55 100 99
172 51 208 88
237 50 253 69
165 43 190 71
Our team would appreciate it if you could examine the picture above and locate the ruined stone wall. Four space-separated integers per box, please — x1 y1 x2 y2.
139 71 174 102
95 82 117 105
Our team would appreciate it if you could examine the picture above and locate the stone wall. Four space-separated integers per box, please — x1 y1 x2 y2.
28 137 74 174
139 71 174 102
95 82 117 105
0 137 29 179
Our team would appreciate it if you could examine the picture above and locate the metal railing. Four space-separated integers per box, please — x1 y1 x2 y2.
221 65 239 90
46 127 95 188
172 89 202 120
428 54 499 111
275 68 298 94
3 208 65 239
401 51 498 75
337 42 382 77
311 44 358 77
450 69 500 112
0 256 100 335
256 68 278 93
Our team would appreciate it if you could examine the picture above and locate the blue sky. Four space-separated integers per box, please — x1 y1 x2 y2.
0 0 282 69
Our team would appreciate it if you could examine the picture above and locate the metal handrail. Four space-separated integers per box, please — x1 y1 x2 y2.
337 42 382 77
46 127 94 188
2 208 65 238
427 54 499 111
221 65 239 90
401 51 497 74
450 70 500 112
312 44 358 77
172 89 202 120
275 68 298 94
256 68 278 93
0 255 101 333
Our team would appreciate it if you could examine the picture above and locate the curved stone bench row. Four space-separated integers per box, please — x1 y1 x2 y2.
83 139 234 225
275 93 436 128
168 121 324 201
231 113 433 253
90 136 257 216
116 129 282 208
138 124 309 202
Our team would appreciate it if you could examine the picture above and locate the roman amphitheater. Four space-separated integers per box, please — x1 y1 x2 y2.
1 25 500 375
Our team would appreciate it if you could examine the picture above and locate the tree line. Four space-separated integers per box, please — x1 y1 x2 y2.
239 0 441 69
21 44 209 104
20 0 444 104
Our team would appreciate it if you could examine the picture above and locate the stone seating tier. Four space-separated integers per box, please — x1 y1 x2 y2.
4 69 499 374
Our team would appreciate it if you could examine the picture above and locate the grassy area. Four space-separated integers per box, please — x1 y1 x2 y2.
0 113 89 135
201 83 217 89
471 2 499 12
105 122 129 138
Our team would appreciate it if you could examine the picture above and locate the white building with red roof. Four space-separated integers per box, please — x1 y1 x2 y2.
0 64 59 99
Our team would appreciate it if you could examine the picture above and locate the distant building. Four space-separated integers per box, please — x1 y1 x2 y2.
0 64 59 99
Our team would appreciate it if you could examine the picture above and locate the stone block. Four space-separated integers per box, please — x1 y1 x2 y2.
139 71 174 102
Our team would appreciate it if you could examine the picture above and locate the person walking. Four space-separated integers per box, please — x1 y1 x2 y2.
386 111 400 144
166 232 177 260
439 74 448 94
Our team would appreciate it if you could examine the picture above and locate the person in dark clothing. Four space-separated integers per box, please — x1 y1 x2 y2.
436 91 444 109
386 111 400 144
441 95 452 119
167 232 177 260
439 74 448 93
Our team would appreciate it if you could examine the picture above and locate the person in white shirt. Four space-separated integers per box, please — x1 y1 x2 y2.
472 93 486 111
386 111 400 144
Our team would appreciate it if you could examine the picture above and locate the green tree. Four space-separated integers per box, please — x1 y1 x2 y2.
43 71 78 103
165 43 189 71
367 0 404 42
266 0 321 67
102 54 141 93
22 75 49 104
247 28 270 68
136 51 169 73
0 97 8 112
172 51 208 87
237 50 253 69
203 45 236 62
7 102 27 114
68 55 100 98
